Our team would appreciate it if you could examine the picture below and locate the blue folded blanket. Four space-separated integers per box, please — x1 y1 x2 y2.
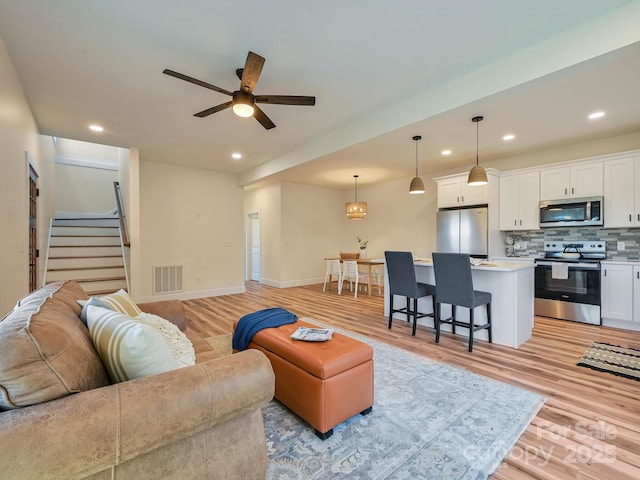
232 307 298 351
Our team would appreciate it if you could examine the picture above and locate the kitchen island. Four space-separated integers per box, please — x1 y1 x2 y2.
384 259 535 348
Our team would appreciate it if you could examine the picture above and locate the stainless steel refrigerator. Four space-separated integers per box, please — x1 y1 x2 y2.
436 206 488 257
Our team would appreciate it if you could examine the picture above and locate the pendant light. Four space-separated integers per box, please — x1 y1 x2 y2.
345 175 367 220
467 115 488 186
409 135 426 194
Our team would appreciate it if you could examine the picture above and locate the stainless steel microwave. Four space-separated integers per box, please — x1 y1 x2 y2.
539 196 604 228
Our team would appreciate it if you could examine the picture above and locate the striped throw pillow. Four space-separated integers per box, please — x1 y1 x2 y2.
99 289 142 317
86 306 178 383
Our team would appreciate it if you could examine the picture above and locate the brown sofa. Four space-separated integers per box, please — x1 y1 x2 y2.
0 281 275 480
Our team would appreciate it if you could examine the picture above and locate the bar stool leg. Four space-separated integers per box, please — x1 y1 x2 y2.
487 302 492 343
435 302 441 343
388 294 394 329
468 308 475 352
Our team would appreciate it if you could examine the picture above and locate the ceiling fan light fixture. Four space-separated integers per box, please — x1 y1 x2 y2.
467 116 488 186
345 175 367 220
232 91 255 117
409 135 426 194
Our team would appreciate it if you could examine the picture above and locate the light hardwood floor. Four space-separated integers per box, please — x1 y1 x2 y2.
184 281 640 479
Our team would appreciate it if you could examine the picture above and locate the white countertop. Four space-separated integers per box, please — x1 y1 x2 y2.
413 259 535 272
601 260 640 266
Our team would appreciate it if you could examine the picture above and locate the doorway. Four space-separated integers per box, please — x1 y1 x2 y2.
248 212 261 281
28 163 38 292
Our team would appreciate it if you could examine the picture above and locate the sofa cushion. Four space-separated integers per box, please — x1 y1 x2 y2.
86 306 179 383
0 281 109 410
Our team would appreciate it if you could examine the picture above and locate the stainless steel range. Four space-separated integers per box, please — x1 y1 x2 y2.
534 240 606 325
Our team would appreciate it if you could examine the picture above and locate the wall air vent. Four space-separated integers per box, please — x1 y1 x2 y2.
152 264 183 295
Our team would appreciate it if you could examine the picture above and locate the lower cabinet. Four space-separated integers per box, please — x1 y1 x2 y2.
601 263 634 322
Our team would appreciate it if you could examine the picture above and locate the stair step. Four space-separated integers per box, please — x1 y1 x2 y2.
52 234 119 238
47 265 124 272
47 276 126 284
79 276 127 283
50 244 121 248
49 255 123 259
52 224 118 228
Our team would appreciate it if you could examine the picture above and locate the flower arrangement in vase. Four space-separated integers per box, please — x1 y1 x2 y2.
357 236 368 259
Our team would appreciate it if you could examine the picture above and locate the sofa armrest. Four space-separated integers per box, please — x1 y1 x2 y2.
137 299 186 331
0 349 274 480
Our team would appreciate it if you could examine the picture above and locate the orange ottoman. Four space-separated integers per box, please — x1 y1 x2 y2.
234 318 374 439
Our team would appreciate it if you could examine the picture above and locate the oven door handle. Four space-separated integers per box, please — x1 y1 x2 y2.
535 261 600 270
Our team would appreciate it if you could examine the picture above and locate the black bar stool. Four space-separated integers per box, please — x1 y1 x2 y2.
431 252 492 352
384 251 436 336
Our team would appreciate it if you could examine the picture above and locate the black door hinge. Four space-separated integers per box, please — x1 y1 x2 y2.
36 249 40 258
36 188 40 197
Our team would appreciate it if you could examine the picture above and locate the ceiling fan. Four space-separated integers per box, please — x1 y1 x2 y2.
163 51 316 130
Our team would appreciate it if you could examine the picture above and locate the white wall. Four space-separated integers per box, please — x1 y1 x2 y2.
281 183 345 286
136 161 245 301
0 34 55 314
55 163 118 213
342 177 438 260
244 178 437 288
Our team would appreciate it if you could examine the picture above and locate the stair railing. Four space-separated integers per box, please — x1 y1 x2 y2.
113 181 131 292
41 218 54 287
113 181 130 248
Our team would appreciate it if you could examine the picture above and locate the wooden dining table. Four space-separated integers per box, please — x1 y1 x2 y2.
324 258 385 296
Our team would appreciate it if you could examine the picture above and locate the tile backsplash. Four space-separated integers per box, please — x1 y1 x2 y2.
504 227 640 260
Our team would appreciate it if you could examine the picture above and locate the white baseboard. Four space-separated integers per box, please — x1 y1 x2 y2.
602 318 640 332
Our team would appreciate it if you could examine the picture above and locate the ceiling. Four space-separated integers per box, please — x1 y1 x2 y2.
1 1 640 189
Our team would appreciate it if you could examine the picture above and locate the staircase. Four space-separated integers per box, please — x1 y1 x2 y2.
43 212 129 295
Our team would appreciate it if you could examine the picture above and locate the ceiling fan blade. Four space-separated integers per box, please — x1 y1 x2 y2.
194 101 233 117
163 69 233 96
253 105 276 130
240 51 265 93
255 95 316 106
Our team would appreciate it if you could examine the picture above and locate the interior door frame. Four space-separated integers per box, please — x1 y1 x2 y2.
247 211 261 282
27 154 39 292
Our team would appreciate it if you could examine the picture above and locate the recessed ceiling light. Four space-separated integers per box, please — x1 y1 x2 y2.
502 134 515 141
231 152 242 159
441 149 452 156
588 111 605 120
89 124 104 132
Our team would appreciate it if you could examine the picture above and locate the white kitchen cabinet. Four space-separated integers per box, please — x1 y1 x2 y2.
601 263 633 322
603 156 640 228
499 171 540 230
539 162 603 200
437 175 488 208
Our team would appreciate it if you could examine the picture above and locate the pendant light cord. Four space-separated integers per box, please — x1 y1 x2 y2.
354 175 358 202
412 135 422 176
476 120 479 167
472 116 483 167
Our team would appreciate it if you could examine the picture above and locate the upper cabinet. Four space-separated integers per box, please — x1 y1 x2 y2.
499 171 540 231
437 175 488 208
539 162 603 201
603 156 640 228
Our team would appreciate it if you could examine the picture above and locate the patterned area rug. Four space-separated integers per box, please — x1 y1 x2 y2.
577 341 640 381
263 323 545 480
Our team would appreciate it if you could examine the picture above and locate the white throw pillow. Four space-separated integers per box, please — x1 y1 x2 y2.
136 312 196 367
86 306 179 383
